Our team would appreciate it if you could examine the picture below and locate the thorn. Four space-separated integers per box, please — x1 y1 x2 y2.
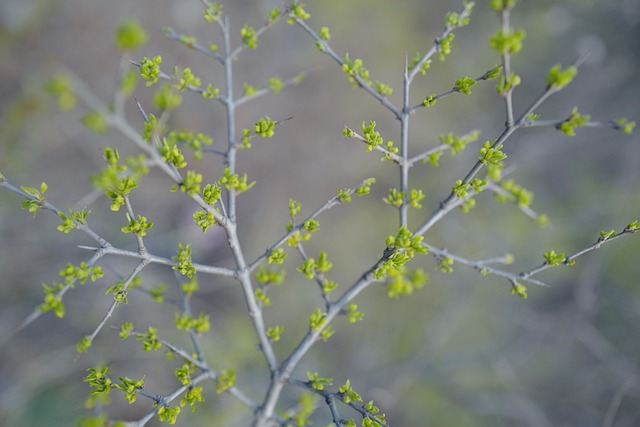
134 96 150 123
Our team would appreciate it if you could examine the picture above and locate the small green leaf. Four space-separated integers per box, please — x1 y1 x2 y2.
115 19 148 51
139 56 162 86
546 64 577 89
454 76 476 95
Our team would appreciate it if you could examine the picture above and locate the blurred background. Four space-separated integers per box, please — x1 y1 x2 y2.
1 0 639 426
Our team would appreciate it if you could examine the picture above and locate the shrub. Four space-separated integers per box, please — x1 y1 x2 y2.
0 1 637 426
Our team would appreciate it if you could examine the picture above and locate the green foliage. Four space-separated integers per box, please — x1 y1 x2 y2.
309 308 327 331
174 67 201 91
154 84 182 110
615 118 636 135
43 73 76 111
202 83 220 99
387 267 427 298
76 336 92 353
203 2 223 22
241 24 258 48
268 248 288 265
298 251 334 280
454 76 476 95
114 19 148 51
3 2 638 426
336 188 352 203
267 325 284 342
121 213 154 237
345 304 364 323
383 188 403 207
498 179 534 207
489 28 526 54
495 71 521 94
120 69 138 96
181 277 199 295
543 250 566 266
291 393 316 426
90 148 148 210
177 33 198 49
361 121 383 151
165 130 213 160
288 1 310 24
149 283 168 303
546 64 577 89
511 282 527 299
175 311 210 333
193 209 216 233
173 243 196 278
218 167 255 193
160 138 187 168
140 56 162 86
137 326 162 351
626 220 640 231
437 33 455 61
440 130 479 155
319 26 331 40
20 182 48 217
171 170 202 196
322 279 338 294
84 366 113 397
408 188 425 209
82 111 108 134
375 226 428 279
342 54 372 87
339 379 362 403
558 107 590 136
307 371 332 390
479 141 507 166
256 265 286 285
356 178 376 196
39 282 65 317
269 8 282 24
157 405 181 424
255 116 276 138
422 94 437 108
437 256 454 273
374 81 393 96
143 114 159 141
408 52 431 76
181 386 204 412
452 180 470 199
57 207 90 233
243 82 257 96
445 2 473 28
216 369 236 393
59 261 104 285
119 322 134 340
599 229 616 242
114 375 145 404
490 0 518 10
176 364 192 386
105 282 128 304
268 77 283 94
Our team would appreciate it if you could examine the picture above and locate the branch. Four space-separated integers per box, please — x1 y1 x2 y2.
406 3 474 82
518 223 639 280
247 178 374 272
292 15 402 119
288 378 389 427
162 26 224 63
409 67 502 113
235 69 313 107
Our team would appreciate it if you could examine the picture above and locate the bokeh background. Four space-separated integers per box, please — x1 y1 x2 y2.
1 0 639 426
